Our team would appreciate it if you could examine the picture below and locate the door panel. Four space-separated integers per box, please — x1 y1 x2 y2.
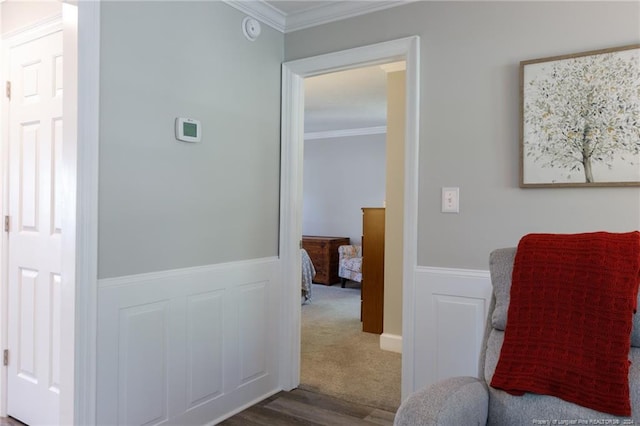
7 29 62 425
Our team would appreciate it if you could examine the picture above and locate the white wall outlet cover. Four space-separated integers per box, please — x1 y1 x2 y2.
242 17 261 41
442 187 460 213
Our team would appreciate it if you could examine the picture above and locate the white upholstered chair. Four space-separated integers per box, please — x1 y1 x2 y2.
338 245 362 288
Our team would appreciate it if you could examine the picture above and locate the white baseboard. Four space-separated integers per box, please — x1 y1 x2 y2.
380 333 402 353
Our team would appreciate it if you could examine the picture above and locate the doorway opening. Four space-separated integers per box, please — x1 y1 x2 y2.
279 36 420 401
299 63 401 409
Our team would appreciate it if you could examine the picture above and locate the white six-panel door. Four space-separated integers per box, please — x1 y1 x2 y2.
6 29 63 425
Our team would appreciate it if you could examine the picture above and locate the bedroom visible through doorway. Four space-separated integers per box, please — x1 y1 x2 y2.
298 63 405 410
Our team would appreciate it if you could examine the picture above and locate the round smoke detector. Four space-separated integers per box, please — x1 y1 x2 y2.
242 17 261 41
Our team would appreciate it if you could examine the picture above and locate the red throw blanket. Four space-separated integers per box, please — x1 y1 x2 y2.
491 231 640 416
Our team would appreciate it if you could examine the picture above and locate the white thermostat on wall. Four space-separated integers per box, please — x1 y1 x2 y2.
175 117 201 143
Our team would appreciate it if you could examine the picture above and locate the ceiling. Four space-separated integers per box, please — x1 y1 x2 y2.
304 65 389 137
265 1 338 17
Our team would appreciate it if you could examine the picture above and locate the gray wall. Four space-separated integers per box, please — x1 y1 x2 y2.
285 1 640 269
99 1 283 278
303 134 386 244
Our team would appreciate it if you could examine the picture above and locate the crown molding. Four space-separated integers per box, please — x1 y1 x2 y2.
224 0 286 33
304 125 386 140
224 1 414 34
285 1 413 33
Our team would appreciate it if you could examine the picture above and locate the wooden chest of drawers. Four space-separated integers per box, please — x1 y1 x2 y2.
361 208 385 334
302 236 350 285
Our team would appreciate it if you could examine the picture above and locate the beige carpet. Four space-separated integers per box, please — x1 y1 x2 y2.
299 283 401 412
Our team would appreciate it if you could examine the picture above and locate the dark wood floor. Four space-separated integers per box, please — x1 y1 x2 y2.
1 389 396 426
219 388 396 426
0 417 25 426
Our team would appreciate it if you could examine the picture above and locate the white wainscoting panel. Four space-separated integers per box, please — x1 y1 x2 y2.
96 257 280 425
238 283 268 385
118 301 169 426
186 290 224 409
412 267 492 393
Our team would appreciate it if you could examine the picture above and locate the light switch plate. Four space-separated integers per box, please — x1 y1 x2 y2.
442 187 459 213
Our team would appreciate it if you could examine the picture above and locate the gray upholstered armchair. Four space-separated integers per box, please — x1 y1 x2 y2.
395 244 640 425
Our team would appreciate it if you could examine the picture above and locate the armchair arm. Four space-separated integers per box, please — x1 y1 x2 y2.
394 376 489 426
338 245 361 259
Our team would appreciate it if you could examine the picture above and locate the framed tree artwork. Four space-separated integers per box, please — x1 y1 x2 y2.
520 44 640 187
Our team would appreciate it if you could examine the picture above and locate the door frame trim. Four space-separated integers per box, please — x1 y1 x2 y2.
65 1 100 424
278 36 420 399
